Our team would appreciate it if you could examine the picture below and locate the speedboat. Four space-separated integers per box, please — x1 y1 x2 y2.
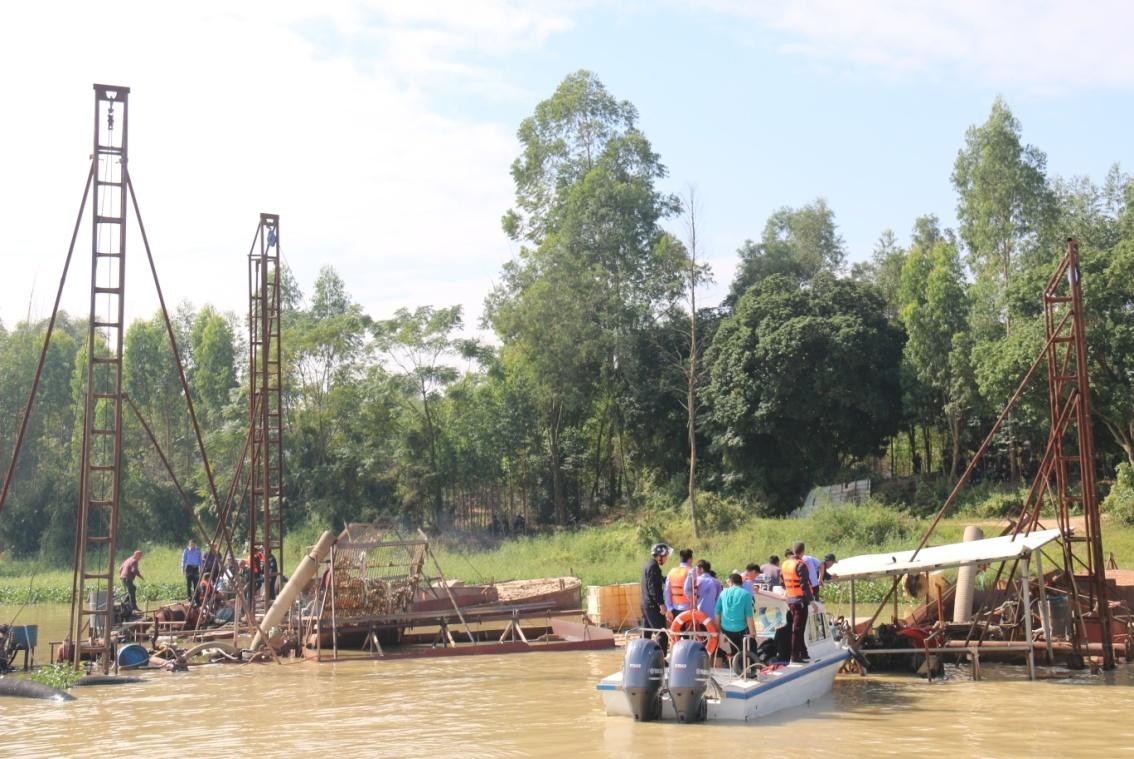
596 591 848 722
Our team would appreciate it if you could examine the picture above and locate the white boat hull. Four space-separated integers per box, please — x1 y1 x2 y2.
598 643 848 721
598 598 848 722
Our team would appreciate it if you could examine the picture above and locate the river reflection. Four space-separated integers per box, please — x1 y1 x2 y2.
3 604 1134 757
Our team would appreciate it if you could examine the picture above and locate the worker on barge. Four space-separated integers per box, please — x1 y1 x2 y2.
782 543 813 662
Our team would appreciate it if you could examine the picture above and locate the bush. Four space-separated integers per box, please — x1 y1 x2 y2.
1103 463 1134 526
805 501 914 549
965 490 1024 519
691 492 748 533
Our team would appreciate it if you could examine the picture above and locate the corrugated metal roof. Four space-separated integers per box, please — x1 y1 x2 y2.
828 528 1063 581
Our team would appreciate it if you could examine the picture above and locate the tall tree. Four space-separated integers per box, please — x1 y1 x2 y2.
728 199 845 304
488 70 682 524
953 97 1053 478
899 241 973 478
705 273 903 510
373 305 466 529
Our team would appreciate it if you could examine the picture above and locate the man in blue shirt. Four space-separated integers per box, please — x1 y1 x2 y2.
684 559 722 618
714 573 757 664
181 539 202 602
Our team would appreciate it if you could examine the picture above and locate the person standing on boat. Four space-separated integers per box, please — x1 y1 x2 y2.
664 549 694 614
182 539 202 603
714 572 757 662
119 549 144 613
782 543 813 662
684 560 722 618
800 548 822 599
641 543 671 654
761 555 782 589
742 564 760 593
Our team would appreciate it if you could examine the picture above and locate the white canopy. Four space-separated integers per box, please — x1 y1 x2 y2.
827 528 1063 581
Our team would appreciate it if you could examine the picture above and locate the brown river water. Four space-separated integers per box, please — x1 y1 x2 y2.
3 604 1134 757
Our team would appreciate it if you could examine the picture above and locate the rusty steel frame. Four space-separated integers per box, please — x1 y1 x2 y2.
71 84 131 671
851 239 1118 670
247 213 284 610
0 84 268 670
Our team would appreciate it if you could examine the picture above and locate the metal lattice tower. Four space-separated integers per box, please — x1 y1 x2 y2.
1039 240 1112 667
71 85 130 670
248 214 284 603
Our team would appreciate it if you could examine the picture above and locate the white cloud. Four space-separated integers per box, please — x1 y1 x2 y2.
0 1 575 335
692 0 1134 92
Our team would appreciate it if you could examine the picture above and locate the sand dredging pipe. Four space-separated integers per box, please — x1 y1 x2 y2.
952 525 984 623
0 678 75 701
251 530 336 651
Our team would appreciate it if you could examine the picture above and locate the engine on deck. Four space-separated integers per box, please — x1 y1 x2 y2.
667 639 710 722
621 637 664 721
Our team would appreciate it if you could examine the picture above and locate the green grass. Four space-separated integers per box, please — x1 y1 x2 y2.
3 505 1134 607
0 523 327 606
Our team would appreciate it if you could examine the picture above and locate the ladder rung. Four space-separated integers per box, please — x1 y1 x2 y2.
1052 336 1074 343
91 356 121 364
89 465 115 472
91 427 116 435
92 320 120 328
83 572 111 581
95 252 123 259
86 536 111 544
96 180 125 188
89 499 114 507
94 392 117 400
1045 295 1073 303
95 215 124 225
94 286 122 295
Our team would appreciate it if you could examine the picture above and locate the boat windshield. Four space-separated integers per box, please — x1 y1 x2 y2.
753 601 787 636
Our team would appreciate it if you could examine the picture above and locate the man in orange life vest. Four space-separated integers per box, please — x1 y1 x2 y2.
664 549 695 616
781 542 814 663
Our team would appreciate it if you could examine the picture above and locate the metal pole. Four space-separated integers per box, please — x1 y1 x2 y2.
1034 549 1055 665
330 545 338 660
1022 558 1036 680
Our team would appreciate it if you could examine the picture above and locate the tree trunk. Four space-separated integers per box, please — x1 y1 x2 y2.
922 423 933 478
548 403 566 526
949 411 962 482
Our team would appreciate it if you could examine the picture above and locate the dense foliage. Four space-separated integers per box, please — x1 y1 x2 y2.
1 71 1133 559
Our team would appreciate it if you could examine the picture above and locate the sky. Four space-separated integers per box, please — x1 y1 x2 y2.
2 0 1133 335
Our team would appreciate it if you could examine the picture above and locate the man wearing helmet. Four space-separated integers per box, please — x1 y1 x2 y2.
641 543 671 654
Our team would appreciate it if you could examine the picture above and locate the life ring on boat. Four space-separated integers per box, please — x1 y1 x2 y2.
668 610 719 655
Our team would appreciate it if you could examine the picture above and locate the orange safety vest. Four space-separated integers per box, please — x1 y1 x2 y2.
667 565 691 607
782 558 805 598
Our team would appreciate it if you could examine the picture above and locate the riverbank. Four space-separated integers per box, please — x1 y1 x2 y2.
3 504 1133 606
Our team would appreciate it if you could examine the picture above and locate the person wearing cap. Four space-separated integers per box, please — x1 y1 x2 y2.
119 549 144 613
822 554 837 585
641 543 671 654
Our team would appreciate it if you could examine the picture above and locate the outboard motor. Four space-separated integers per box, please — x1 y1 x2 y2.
621 637 665 721
667 639 710 723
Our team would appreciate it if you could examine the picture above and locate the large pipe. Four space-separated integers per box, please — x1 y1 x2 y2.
952 525 984 623
251 531 336 651
0 678 76 701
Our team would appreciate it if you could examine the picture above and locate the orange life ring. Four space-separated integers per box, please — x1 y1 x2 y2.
668 609 719 655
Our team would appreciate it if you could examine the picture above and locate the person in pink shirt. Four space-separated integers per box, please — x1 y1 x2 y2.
119 550 144 613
